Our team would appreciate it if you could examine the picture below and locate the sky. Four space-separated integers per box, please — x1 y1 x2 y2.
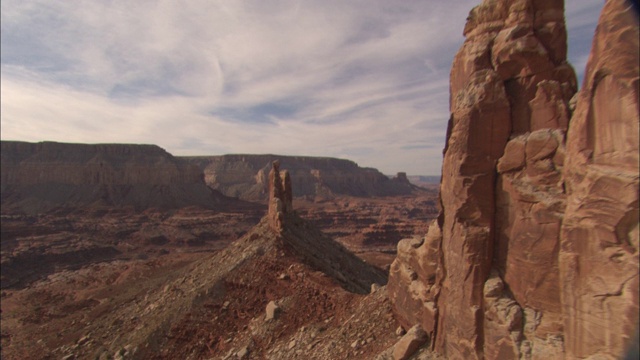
1 1 603 175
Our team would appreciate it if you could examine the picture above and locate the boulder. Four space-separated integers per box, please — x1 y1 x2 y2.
392 324 429 360
265 300 281 321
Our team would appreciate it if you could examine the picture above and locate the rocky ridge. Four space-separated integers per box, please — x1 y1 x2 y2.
182 154 418 202
388 1 639 359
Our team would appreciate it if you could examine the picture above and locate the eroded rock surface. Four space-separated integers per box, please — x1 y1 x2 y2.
389 0 638 359
0 141 236 213
560 0 639 358
392 324 429 360
267 161 293 232
183 154 417 202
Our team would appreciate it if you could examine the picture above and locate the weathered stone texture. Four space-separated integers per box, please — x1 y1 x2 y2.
183 154 415 202
0 141 224 212
392 324 429 360
495 129 565 314
483 272 524 360
267 161 293 232
560 0 639 358
388 222 442 339
389 0 638 359
0 141 203 186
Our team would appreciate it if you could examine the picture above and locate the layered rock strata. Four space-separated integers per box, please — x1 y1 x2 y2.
182 154 416 202
1 141 232 213
559 0 639 358
1 141 202 185
267 161 293 232
389 0 638 359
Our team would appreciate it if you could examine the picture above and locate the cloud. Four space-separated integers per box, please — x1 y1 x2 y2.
565 0 603 85
565 0 605 31
1 0 602 175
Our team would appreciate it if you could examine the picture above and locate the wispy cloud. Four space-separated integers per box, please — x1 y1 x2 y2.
1 0 602 175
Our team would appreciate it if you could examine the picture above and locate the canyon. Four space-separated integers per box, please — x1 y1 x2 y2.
1 0 638 359
0 142 437 359
1 141 238 213
1 142 436 288
183 154 418 202
1 155 426 359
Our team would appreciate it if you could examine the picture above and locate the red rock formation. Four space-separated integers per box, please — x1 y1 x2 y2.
1 141 202 185
182 154 415 202
560 0 639 358
389 0 638 359
0 141 233 213
392 172 411 185
267 161 293 232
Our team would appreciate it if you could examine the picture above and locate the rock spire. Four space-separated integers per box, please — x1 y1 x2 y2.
267 161 293 232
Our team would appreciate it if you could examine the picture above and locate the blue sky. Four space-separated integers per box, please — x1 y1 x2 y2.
1 1 603 175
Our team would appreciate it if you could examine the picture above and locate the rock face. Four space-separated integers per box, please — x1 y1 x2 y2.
1 141 234 213
388 0 638 359
560 0 639 358
182 155 416 202
267 161 293 232
392 172 411 185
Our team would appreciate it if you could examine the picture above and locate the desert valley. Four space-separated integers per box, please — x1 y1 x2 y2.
1 0 639 359
1 142 440 359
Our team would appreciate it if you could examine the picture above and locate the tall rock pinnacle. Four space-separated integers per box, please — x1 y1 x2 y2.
267 161 293 232
388 0 638 359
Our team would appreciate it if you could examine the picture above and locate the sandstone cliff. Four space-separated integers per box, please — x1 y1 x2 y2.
1 141 235 213
182 155 416 202
560 0 639 357
388 0 638 359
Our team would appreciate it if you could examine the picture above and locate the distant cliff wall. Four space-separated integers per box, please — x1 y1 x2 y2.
182 154 415 202
388 0 639 359
1 141 231 213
